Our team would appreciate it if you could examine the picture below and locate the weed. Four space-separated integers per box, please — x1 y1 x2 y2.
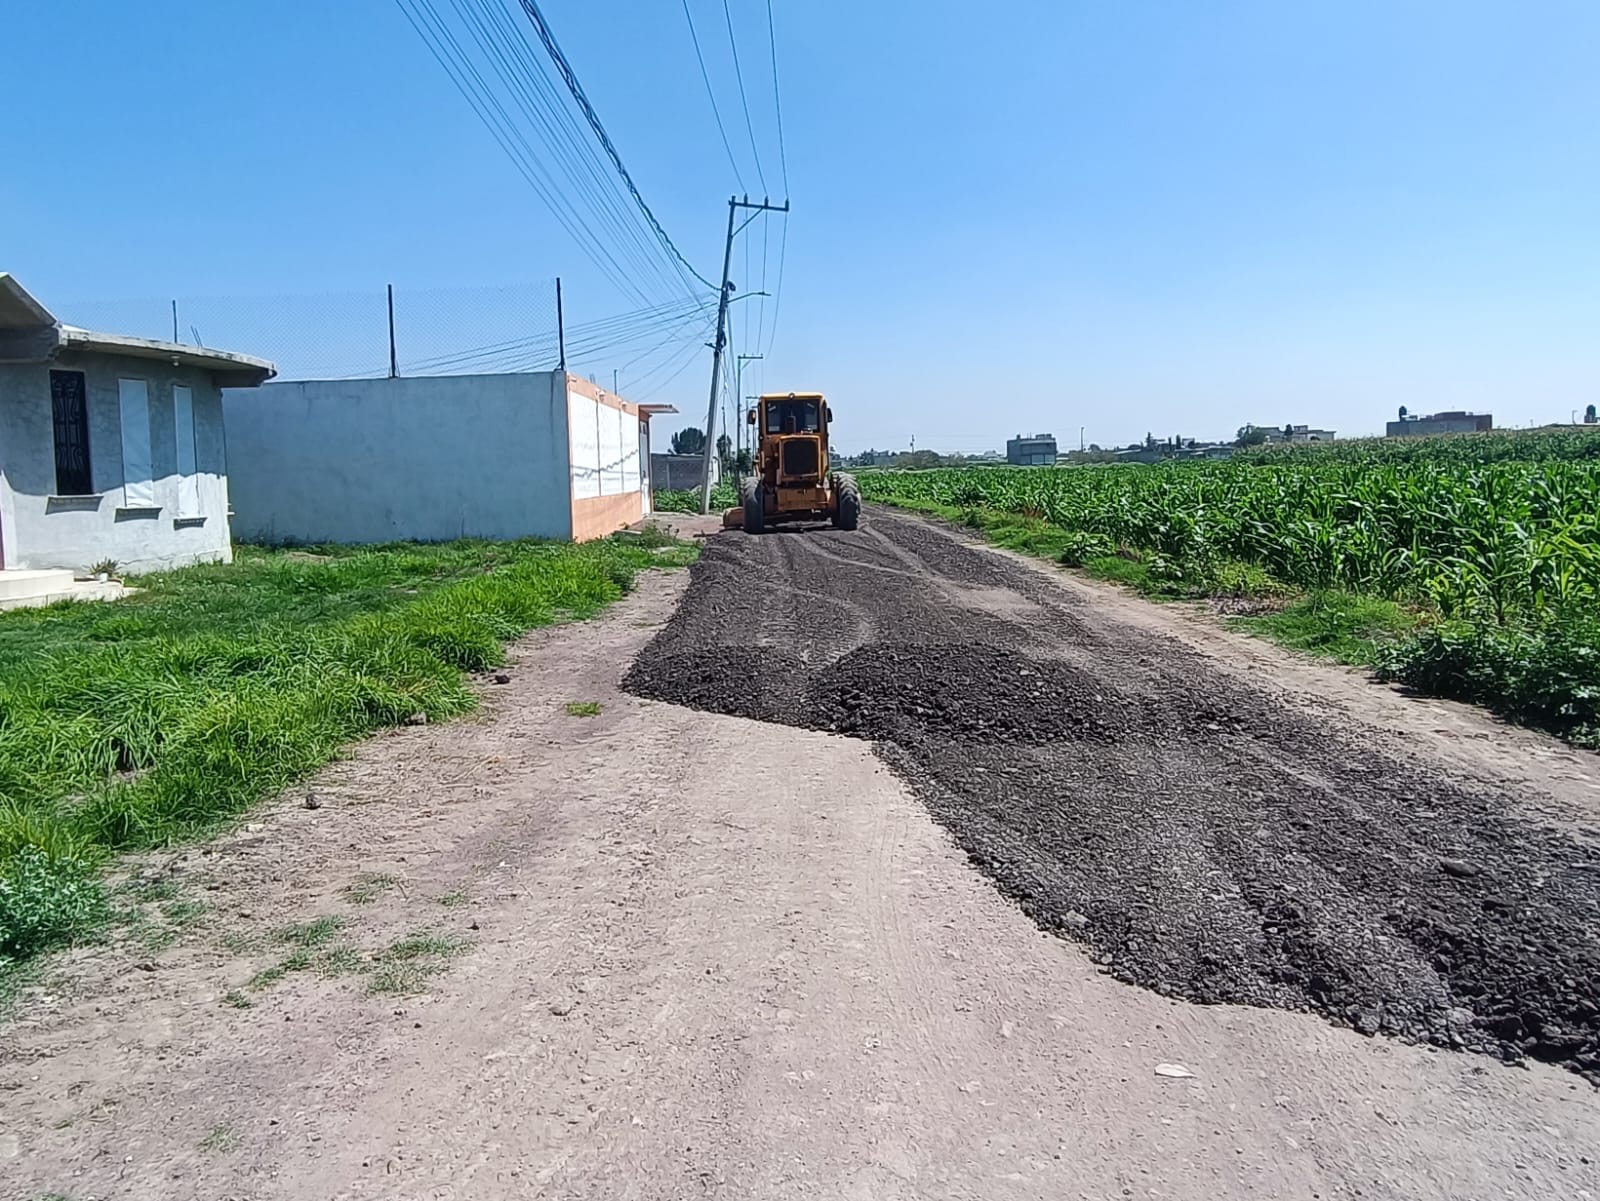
161 898 208 924
434 888 469 908
341 872 398 905
1237 592 1422 665
221 989 253 1009
366 931 468 995
0 845 108 961
273 915 346 948
564 701 602 717
315 945 367 977
248 946 313 990
200 1123 242 1153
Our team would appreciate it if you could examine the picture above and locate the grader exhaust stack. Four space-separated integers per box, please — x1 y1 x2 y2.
724 392 861 533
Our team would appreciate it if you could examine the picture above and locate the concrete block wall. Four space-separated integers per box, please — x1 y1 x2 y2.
223 373 573 545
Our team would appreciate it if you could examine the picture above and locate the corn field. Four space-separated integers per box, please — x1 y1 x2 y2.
858 462 1600 625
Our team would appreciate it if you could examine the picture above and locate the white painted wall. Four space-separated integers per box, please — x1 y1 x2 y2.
0 351 233 573
566 388 642 500
224 372 571 544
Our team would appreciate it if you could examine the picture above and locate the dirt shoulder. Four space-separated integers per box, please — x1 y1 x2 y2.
4 556 1597 1200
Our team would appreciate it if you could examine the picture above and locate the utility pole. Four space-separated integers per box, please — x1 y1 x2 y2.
555 277 566 373
700 194 791 513
613 368 618 396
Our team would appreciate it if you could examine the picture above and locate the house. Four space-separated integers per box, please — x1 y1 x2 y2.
1260 424 1336 444
1006 433 1058 465
223 374 670 544
0 273 275 580
1386 411 1492 438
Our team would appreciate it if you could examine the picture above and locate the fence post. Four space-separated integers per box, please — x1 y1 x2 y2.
387 284 398 378
555 277 566 372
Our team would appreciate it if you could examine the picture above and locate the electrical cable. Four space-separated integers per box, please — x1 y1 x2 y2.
397 0 656 307
514 0 718 290
680 0 746 191
765 0 790 197
720 0 768 195
764 212 787 356
452 0 688 302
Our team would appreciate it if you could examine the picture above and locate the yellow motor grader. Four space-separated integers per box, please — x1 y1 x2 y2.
724 392 861 533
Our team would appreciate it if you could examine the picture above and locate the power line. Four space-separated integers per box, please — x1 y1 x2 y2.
720 0 768 196
451 0 693 303
765 212 788 356
680 0 746 191
755 209 769 353
513 0 717 291
397 0 657 307
765 0 790 196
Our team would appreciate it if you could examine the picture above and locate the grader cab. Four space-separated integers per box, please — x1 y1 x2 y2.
727 392 861 534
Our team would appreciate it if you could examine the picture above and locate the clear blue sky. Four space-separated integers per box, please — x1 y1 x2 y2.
5 1 1597 449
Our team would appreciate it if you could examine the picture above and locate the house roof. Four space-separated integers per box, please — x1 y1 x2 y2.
0 273 276 387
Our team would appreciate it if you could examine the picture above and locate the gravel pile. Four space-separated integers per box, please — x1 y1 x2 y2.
626 511 1600 1084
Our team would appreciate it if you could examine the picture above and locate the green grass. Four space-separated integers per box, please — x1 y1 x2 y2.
434 887 469 908
200 1123 243 1153
564 701 602 717
1234 593 1424 665
273 915 347 948
366 931 468 995
0 534 694 977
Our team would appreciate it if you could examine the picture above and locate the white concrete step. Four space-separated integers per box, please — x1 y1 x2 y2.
0 569 75 600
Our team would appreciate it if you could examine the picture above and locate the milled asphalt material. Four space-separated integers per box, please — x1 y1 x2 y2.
625 509 1600 1084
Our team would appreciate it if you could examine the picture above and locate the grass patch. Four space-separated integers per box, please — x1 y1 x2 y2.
1235 592 1424 665
564 701 602 717
367 931 468 995
434 888 469 908
161 898 208 924
341 872 398 905
0 534 695 973
221 989 253 1009
274 915 347 948
200 1123 243 1153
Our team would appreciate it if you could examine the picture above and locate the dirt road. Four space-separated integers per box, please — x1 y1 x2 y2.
5 513 1600 1199
629 510 1600 1084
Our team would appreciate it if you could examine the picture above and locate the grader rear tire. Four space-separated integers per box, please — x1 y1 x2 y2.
741 478 766 535
832 472 861 531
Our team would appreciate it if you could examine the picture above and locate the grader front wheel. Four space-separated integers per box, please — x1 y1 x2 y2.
741 478 766 534
832 473 861 531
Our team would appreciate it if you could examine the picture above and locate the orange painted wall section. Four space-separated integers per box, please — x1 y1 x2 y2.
570 491 643 542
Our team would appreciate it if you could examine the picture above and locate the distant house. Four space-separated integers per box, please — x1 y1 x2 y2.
1386 411 1492 438
224 373 670 544
0 273 275 579
1006 433 1057 466
1260 424 1336 444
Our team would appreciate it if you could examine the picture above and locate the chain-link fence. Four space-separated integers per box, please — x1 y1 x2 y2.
62 282 560 382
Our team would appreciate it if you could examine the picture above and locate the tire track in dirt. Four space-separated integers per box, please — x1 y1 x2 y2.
626 509 1600 1084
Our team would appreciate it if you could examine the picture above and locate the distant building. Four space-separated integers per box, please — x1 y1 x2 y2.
1261 424 1337 444
1386 411 1492 438
1006 433 1057 466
